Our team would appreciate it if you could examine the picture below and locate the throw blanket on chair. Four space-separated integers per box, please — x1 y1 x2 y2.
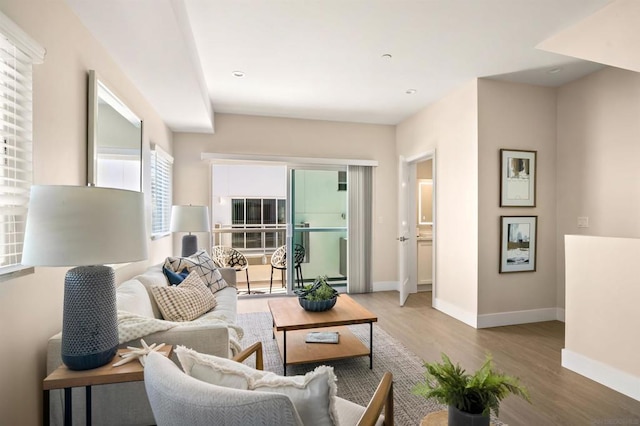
117 311 244 355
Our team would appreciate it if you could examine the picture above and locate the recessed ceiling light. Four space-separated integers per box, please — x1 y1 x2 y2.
381 53 392 59
547 67 562 74
232 70 245 78
405 89 417 95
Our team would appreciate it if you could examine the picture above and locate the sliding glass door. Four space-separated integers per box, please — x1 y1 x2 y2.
287 167 348 290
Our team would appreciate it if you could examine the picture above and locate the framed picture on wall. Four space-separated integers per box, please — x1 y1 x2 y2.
500 149 536 207
500 216 537 273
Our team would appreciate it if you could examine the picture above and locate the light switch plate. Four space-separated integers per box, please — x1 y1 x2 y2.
577 216 589 228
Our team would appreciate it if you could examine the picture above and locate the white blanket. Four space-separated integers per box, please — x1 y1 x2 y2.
117 310 244 355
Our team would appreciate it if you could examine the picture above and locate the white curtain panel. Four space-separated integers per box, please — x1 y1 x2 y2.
347 166 373 293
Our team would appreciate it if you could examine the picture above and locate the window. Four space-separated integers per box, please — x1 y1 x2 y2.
0 13 44 276
150 144 173 237
231 198 285 250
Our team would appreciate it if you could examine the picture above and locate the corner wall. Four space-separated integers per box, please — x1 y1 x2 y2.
556 67 640 307
396 80 479 326
563 235 640 401
172 113 397 285
0 1 172 424
477 79 558 325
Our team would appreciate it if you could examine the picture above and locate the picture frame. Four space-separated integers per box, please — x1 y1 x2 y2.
500 216 537 273
500 149 536 207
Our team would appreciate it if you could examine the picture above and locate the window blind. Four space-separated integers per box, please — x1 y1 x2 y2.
151 144 173 237
0 15 43 273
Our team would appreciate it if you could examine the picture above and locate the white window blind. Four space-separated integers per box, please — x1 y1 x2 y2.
0 13 44 275
151 144 173 237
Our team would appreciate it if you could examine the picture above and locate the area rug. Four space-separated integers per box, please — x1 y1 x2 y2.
236 311 446 425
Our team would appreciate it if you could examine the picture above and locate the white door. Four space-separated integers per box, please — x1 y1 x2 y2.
398 156 410 306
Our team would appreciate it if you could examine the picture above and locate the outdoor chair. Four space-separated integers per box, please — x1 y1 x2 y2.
270 244 305 292
211 245 251 293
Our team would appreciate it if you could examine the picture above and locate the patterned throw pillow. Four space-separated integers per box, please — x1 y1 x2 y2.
151 271 217 321
164 250 228 293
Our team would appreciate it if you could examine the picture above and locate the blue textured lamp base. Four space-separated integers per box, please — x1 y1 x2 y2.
62 265 118 371
181 234 198 257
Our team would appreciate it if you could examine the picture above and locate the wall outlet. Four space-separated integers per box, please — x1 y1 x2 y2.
577 216 589 228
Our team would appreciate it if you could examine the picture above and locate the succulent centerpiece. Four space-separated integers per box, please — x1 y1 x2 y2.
294 275 339 312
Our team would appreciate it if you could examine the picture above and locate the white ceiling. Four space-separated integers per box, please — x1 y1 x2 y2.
65 0 611 133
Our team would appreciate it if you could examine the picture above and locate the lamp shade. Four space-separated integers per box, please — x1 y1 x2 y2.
22 185 148 266
170 205 210 233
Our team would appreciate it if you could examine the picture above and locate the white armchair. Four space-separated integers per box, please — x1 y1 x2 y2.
144 342 394 426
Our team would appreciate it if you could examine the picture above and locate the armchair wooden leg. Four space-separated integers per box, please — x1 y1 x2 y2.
245 269 250 294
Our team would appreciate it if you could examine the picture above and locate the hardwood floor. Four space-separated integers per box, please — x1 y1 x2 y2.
238 291 640 425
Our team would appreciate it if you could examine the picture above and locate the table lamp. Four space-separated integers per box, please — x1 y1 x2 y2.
22 186 147 370
170 205 210 256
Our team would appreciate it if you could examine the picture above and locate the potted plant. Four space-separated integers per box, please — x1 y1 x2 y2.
294 275 339 311
413 353 530 426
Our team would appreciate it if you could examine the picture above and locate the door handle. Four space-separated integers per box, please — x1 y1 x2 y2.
397 236 408 242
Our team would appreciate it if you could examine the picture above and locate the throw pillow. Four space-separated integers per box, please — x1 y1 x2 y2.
151 271 217 321
163 266 189 286
164 250 228 293
174 346 338 426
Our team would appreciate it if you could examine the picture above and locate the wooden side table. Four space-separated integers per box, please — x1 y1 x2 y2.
43 346 172 426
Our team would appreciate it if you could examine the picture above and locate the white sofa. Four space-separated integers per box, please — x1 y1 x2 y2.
46 263 238 426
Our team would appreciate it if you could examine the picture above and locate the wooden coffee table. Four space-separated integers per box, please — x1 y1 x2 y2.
268 295 377 375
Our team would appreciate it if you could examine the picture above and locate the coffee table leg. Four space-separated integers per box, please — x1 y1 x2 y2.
283 330 287 376
369 322 373 369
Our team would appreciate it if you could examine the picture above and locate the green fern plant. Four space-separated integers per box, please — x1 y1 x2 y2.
412 353 530 416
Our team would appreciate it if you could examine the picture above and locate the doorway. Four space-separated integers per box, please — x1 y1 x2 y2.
398 152 435 306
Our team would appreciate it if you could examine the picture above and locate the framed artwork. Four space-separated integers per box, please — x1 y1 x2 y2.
500 216 537 273
500 149 536 207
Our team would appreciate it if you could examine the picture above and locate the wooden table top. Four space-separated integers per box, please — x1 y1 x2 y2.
268 295 377 331
43 346 172 390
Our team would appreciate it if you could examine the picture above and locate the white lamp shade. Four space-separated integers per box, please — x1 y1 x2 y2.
170 205 210 232
22 185 148 266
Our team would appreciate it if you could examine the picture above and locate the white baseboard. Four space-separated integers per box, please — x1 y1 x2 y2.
556 308 565 322
373 281 398 292
562 349 640 401
417 283 432 292
477 307 562 328
433 297 477 328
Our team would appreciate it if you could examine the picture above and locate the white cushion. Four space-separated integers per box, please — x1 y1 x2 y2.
175 346 338 426
151 272 217 321
116 279 155 318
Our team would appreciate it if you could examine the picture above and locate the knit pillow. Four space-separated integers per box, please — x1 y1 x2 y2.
151 271 217 321
164 250 228 293
175 346 338 426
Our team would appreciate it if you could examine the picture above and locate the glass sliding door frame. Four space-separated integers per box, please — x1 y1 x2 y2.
286 164 348 294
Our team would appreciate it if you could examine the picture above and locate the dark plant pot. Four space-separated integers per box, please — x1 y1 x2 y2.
298 296 337 312
448 406 490 426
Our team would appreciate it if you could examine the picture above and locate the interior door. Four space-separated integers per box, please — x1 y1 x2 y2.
398 156 410 306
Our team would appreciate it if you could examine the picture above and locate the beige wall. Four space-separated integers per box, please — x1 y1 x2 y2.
396 80 479 325
477 79 558 315
556 67 640 307
173 113 397 284
564 235 640 399
0 1 172 423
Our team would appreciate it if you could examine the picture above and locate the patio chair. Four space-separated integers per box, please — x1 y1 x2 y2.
211 245 251 293
270 244 305 293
